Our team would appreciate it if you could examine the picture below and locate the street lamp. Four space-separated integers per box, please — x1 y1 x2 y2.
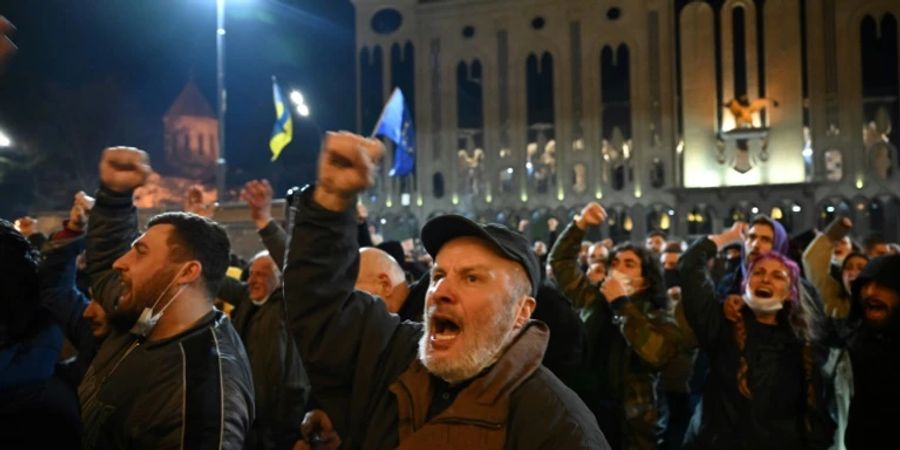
0 129 11 147
290 90 311 117
215 0 227 200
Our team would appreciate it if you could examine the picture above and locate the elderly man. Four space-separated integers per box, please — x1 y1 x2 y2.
356 247 410 313
79 147 254 449
283 131 607 449
213 178 311 450
218 250 310 450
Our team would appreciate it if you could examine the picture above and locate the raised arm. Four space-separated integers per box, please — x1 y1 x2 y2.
282 132 420 443
802 218 852 319
679 222 745 350
241 179 289 269
547 202 607 308
85 147 151 314
39 231 93 349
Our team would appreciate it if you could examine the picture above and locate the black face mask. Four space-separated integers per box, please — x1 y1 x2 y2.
664 269 681 289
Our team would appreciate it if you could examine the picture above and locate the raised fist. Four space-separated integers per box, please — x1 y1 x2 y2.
240 179 274 229
576 202 607 230
183 185 217 218
314 131 384 211
99 146 151 194
74 191 95 212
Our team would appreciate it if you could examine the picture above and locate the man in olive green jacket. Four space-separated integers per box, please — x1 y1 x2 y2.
549 202 684 449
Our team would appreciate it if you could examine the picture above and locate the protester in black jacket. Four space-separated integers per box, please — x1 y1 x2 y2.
282 131 607 449
79 146 254 449
844 254 900 449
679 223 833 449
218 179 311 450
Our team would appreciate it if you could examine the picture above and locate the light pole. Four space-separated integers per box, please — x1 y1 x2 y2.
215 0 227 200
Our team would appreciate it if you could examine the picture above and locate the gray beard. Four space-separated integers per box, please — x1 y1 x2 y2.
417 303 518 384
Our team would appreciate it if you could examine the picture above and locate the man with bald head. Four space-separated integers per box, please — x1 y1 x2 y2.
356 247 410 313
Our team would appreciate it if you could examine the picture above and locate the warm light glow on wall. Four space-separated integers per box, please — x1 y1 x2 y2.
451 194 459 205
855 176 864 190
520 193 528 203
416 195 423 207
385 198 393 208
771 207 783 220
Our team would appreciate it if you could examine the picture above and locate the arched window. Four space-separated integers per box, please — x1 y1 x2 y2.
687 205 714 235
360 46 384 133
391 41 416 117
861 14 899 145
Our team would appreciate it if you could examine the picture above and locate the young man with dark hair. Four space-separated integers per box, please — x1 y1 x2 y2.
549 202 682 449
844 254 900 449
645 230 668 257
78 147 254 449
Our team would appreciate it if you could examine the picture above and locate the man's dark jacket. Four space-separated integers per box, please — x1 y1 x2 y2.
78 186 255 450
219 221 310 450
282 186 608 450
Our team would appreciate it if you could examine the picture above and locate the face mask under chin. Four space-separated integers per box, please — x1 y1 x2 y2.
129 265 189 338
742 285 785 313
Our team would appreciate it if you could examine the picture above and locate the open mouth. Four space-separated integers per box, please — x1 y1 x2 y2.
430 313 462 347
754 288 773 298
118 280 133 305
864 298 889 318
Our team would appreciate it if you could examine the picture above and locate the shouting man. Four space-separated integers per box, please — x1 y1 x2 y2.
283 131 607 449
79 147 254 449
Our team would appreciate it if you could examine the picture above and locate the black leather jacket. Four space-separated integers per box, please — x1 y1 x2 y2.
79 186 254 449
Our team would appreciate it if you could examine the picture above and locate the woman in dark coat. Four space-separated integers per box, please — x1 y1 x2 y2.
679 223 834 449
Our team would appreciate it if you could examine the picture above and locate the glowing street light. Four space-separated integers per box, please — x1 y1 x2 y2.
289 89 311 117
0 129 11 147
290 90 304 105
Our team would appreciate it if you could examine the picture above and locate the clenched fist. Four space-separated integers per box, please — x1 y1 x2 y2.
99 147 151 194
575 202 608 230
314 131 384 212
240 179 274 229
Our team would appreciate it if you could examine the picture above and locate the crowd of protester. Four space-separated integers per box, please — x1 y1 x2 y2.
2 25 900 446
1 132 898 450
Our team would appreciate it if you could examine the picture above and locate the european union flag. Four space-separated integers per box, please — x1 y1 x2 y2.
269 77 293 161
373 88 415 177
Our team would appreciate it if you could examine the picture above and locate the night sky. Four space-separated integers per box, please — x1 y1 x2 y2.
0 0 356 216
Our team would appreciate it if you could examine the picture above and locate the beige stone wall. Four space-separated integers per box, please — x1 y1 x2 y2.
351 0 900 240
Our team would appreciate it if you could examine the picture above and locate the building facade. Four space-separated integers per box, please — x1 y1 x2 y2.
353 0 899 243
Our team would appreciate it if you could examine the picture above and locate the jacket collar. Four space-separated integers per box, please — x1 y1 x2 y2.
391 320 549 431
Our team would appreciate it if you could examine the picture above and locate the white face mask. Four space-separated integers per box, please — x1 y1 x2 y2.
742 285 784 313
831 255 846 268
130 265 189 338
608 269 635 296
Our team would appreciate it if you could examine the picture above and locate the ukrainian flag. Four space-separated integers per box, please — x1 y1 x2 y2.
270 77 293 161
